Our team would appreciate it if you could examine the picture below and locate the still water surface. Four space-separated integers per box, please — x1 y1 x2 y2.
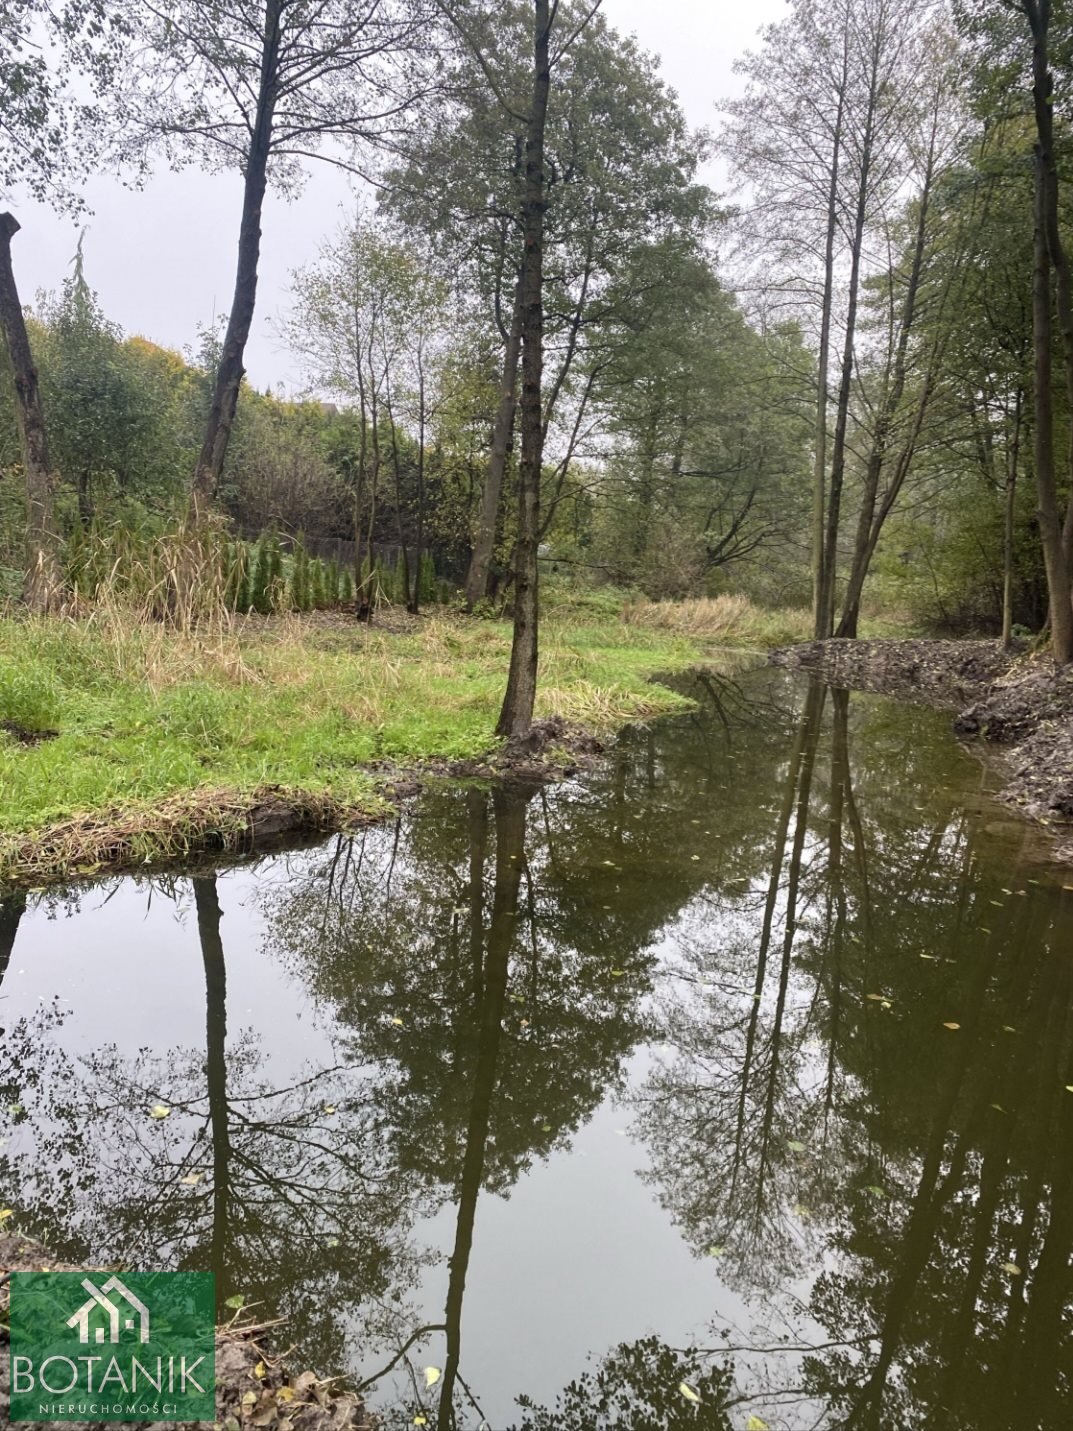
2 666 1072 1429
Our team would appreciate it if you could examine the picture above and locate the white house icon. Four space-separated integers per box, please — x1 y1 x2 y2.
67 1276 151 1344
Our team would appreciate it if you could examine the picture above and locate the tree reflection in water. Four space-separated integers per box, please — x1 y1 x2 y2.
1 667 1072 1428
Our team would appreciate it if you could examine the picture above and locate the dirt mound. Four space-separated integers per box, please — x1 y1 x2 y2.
769 637 1073 853
769 637 1016 708
0 1235 375 1431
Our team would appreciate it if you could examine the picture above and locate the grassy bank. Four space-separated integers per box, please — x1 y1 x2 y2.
0 607 705 881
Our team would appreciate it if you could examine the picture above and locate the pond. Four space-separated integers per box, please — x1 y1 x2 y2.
2 665 1072 1430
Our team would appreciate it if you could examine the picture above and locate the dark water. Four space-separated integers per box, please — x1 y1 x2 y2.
3 666 1073 1430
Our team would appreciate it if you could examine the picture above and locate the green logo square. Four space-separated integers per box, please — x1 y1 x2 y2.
8 1271 215 1422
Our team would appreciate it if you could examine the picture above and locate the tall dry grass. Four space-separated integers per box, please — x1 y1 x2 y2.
622 594 811 648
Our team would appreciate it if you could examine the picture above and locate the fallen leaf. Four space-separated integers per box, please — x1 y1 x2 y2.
678 1382 701 1403
391 1018 405 1027
866 1185 884 1198
224 1294 246 1310
322 1104 337 1114
414 1418 428 1427
254 1361 267 1380
787 1139 806 1152
0 1208 14 1221
424 1367 441 1388
611 969 626 977
746 1418 770 1431
241 1392 257 1407
149 1104 171 1119
943 1022 961 1030
276 1387 295 1404
1002 1262 1022 1276
865 993 887 1002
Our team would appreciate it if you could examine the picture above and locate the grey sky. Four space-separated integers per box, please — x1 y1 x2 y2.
11 0 785 392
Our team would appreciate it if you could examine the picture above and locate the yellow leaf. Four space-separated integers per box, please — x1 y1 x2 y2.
942 1022 960 1030
241 1392 257 1406
414 1418 428 1427
254 1362 267 1379
149 1104 171 1119
865 993 887 1002
424 1367 441 1388
391 1018 405 1027
1001 1262 1022 1275
180 1172 203 1186
747 1418 770 1431
678 1382 700 1403
276 1386 295 1403
0 1208 14 1221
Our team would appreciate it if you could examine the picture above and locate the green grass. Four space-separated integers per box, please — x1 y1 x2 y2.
0 609 702 880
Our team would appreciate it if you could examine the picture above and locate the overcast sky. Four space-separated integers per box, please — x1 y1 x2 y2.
12 0 787 392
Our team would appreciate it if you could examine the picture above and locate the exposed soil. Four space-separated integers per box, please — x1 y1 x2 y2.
0 1235 375 1431
0 720 58 746
770 637 1073 855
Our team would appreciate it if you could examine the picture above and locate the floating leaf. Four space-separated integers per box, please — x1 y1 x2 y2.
424 1367 441 1388
1003 1026 1017 1033
866 1185 884 1198
541 1123 551 1132
991 1104 1008 1113
678 1381 701 1403
611 969 626 977
180 1172 204 1186
865 993 887 1002
391 1018 405 1027
1001 1262 1022 1276
919 953 938 961
149 1104 171 1119
691 854 700 862
224 1294 246 1310
942 1022 960 1030
787 1140 806 1153
746 1418 770 1431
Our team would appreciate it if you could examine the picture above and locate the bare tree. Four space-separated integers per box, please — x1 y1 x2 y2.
118 0 433 505
0 212 59 611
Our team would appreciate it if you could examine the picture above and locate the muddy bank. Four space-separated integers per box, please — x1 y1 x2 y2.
0 717 604 887
771 637 1073 852
0 1235 374 1431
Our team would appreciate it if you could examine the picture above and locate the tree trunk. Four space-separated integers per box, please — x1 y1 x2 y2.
836 116 937 639
464 278 523 611
1003 390 1023 649
818 78 876 638
408 360 428 615
1027 0 1073 663
496 1 551 740
0 213 60 612
811 53 847 639
191 0 281 504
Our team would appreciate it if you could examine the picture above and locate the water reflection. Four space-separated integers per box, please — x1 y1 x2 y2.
1 667 1072 1429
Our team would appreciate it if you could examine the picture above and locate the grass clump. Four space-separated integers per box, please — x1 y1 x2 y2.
0 608 700 881
622 593 812 648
